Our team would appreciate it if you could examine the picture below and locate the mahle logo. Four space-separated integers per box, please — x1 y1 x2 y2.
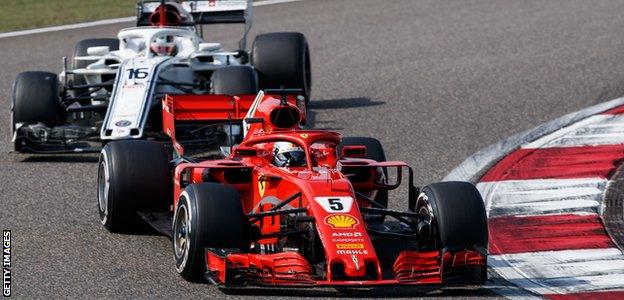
336 249 368 255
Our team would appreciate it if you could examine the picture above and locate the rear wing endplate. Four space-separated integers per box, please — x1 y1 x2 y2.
162 94 256 155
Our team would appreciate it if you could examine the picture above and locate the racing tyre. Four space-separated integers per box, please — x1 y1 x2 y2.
251 32 311 102
98 140 171 233
12 71 62 152
72 38 119 97
211 66 259 95
338 137 388 207
12 71 62 128
418 181 488 282
173 183 249 282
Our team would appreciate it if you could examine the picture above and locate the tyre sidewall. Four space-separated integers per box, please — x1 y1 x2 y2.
173 190 201 280
422 182 488 251
173 183 249 282
97 148 112 226
97 141 171 232
13 72 61 127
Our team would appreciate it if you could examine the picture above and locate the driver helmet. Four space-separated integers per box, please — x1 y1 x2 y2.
150 35 177 56
273 142 306 167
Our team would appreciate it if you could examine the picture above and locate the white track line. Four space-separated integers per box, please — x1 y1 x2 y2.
443 97 624 182
490 248 624 295
477 178 606 217
522 114 624 149
0 0 305 39
0 17 135 39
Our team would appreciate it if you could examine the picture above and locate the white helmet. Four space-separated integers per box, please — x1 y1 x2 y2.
273 142 306 167
150 35 177 56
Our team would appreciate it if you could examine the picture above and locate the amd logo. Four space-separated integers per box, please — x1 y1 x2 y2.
332 232 362 237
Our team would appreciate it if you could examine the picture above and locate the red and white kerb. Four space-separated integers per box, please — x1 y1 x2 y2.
477 107 624 299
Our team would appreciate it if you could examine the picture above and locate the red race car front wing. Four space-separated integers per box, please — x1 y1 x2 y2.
205 249 486 287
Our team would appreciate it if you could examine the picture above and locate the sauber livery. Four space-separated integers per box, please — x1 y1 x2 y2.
11 0 311 153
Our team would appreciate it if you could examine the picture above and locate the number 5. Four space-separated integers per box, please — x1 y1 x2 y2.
328 198 343 211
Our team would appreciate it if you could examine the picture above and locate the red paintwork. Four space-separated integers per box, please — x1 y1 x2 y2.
480 144 624 182
488 214 614 254
206 251 315 285
206 249 486 286
164 92 486 286
162 94 256 155
149 3 181 27
393 250 441 283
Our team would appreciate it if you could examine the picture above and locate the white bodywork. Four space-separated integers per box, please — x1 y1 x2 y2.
64 1 250 141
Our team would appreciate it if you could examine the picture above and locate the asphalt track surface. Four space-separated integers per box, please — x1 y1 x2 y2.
2 0 624 298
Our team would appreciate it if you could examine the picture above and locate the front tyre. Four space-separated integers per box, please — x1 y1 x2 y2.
98 140 171 233
173 183 249 282
12 71 62 126
12 71 63 152
418 181 488 283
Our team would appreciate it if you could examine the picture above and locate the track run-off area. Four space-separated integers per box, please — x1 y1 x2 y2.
2 0 624 298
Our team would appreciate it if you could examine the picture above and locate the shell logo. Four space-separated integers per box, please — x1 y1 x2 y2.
324 214 359 229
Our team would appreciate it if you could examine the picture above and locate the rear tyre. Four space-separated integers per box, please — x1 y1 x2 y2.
72 38 119 98
98 140 171 233
251 32 311 102
338 137 388 207
418 181 488 283
211 66 259 95
173 183 249 282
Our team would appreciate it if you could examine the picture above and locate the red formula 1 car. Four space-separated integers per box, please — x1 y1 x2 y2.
96 89 488 289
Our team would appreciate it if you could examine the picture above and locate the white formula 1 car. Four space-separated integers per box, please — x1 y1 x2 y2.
11 0 311 153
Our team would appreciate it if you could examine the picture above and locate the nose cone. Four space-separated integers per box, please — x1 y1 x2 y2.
334 244 369 277
309 192 381 280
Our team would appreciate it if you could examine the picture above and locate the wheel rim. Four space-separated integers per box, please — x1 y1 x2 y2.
10 109 18 151
173 204 190 260
416 192 436 248
10 109 14 137
97 157 110 223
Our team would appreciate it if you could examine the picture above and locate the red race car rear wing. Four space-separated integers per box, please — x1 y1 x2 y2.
162 94 256 155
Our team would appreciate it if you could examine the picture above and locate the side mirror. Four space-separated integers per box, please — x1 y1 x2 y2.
198 42 221 52
341 145 367 158
86 46 110 56
233 146 258 157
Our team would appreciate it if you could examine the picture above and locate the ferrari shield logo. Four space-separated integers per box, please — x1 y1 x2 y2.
257 175 267 197
300 134 309 139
